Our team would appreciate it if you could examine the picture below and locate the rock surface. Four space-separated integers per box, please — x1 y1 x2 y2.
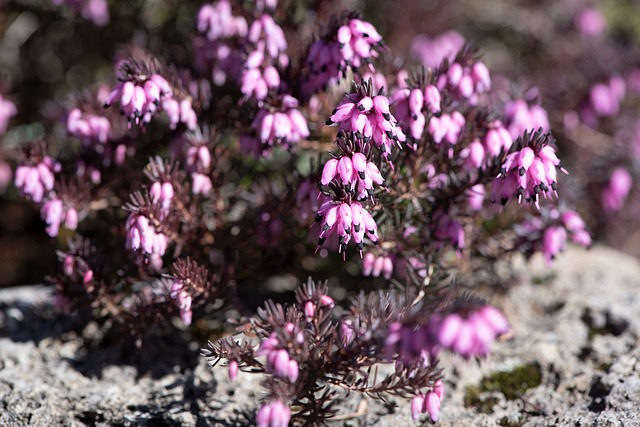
1 245 639 427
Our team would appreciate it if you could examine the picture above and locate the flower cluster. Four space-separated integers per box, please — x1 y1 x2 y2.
491 131 566 207
104 60 197 131
315 198 379 254
303 17 384 97
67 108 111 145
391 79 441 145
435 51 491 104
242 95 309 156
326 79 405 161
15 156 60 203
411 381 444 423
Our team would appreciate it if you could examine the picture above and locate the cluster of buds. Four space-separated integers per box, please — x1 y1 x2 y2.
428 111 465 150
125 213 168 270
326 79 405 162
435 53 491 104
391 77 441 145
303 17 384 97
431 306 511 358
197 0 247 41
243 95 309 156
411 381 444 423
315 198 379 255
103 60 197 131
15 156 60 203
583 75 626 124
194 0 247 86
515 207 591 265
256 324 302 383
321 137 384 200
479 120 513 159
66 108 111 145
40 197 79 237
241 2 287 101
503 99 550 139
362 252 393 279
410 30 465 68
491 131 566 207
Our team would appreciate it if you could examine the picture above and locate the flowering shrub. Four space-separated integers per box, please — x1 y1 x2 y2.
6 0 632 425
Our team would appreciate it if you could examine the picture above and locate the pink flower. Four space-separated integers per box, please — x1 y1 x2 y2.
575 7 606 38
256 400 291 427
104 73 173 128
315 198 379 255
0 93 17 135
431 306 510 358
15 157 60 203
257 332 299 383
246 94 309 155
125 213 169 266
170 280 193 326
196 0 247 40
491 134 566 207
542 226 567 265
503 99 550 139
302 18 384 97
326 81 405 162
362 252 393 279
410 31 465 68
602 167 633 213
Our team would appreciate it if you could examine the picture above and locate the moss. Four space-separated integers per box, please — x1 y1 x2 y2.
532 272 556 286
498 416 524 427
463 385 500 414
479 363 542 400
464 363 543 414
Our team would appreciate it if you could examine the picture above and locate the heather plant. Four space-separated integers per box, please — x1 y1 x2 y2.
0 0 607 425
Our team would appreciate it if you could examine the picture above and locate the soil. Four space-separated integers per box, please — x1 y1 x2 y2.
1 245 639 427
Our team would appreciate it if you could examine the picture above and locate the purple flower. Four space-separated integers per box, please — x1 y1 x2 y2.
321 152 384 200
67 108 111 145
256 400 291 427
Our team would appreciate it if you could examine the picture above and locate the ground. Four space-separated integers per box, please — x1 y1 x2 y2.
1 245 639 427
